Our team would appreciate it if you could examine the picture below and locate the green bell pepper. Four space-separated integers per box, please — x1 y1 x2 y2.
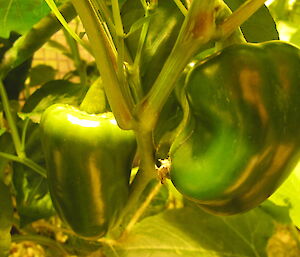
170 41 300 215
40 104 136 238
122 0 184 93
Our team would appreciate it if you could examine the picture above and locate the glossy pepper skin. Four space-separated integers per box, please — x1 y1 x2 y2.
170 41 300 215
40 104 136 238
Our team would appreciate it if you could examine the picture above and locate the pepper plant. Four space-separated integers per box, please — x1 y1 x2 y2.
0 0 300 256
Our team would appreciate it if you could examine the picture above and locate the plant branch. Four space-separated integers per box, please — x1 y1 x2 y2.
111 0 135 111
71 0 134 129
0 152 46 178
63 28 87 86
173 0 188 16
0 81 23 157
44 0 90 51
132 0 150 72
20 118 30 153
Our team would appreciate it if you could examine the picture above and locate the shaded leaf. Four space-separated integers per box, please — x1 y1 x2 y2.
13 121 55 226
0 181 13 257
28 65 57 87
21 80 88 123
104 204 274 257
259 200 292 225
125 16 152 38
224 0 279 42
0 133 14 180
1 32 32 100
64 235 102 256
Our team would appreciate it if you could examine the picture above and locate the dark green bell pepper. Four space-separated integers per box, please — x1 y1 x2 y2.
170 41 300 215
40 104 136 238
122 0 184 93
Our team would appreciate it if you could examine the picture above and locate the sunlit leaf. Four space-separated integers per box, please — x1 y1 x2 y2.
0 0 50 38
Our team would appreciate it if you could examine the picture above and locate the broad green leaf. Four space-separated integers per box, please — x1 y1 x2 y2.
104 204 274 257
224 0 279 42
0 0 51 38
13 121 55 226
21 80 88 123
28 65 57 87
269 160 300 228
1 33 32 100
0 181 13 257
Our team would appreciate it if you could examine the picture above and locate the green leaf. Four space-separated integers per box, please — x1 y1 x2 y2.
28 65 57 87
21 80 88 123
1 33 32 100
63 235 102 256
104 204 274 257
0 181 13 257
125 16 152 38
0 0 51 38
224 0 279 42
0 133 14 180
259 200 292 225
269 161 300 228
13 121 55 226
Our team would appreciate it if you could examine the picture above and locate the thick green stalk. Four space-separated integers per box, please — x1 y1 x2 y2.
0 2 77 78
71 0 134 129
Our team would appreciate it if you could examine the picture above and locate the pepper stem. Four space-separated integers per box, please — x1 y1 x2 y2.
71 0 134 130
